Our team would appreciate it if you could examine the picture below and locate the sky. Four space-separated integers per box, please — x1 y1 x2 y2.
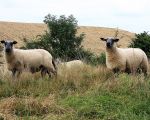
0 0 150 33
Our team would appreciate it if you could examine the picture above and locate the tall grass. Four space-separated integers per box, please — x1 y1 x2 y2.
0 65 150 119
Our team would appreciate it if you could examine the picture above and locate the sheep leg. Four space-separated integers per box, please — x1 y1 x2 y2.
16 71 21 78
47 70 52 78
141 58 148 76
12 68 17 77
45 67 57 78
41 68 47 78
130 67 137 75
142 68 148 76
113 67 127 75
112 68 120 74
125 63 131 74
125 68 131 74
40 65 57 78
49 68 57 78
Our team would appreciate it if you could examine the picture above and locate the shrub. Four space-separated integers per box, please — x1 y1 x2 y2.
85 52 106 66
97 52 106 65
129 31 150 58
26 14 90 61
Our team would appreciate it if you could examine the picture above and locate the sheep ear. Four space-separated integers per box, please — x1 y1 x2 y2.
100 38 107 41
13 41 17 44
114 38 119 42
1 40 5 44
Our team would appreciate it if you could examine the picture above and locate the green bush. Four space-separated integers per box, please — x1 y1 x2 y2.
97 52 106 65
25 14 106 65
129 31 150 58
85 52 106 66
26 14 91 61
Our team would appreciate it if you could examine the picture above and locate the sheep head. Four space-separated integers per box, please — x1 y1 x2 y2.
1 40 17 53
100 37 119 48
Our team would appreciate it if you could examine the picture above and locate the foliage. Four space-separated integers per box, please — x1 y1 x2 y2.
86 52 106 66
25 14 107 65
129 31 150 58
26 14 88 60
96 52 106 65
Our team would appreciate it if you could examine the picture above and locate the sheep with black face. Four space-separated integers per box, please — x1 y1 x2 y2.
100 37 149 74
1 40 57 78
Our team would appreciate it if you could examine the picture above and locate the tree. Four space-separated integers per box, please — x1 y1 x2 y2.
26 14 87 60
129 31 150 58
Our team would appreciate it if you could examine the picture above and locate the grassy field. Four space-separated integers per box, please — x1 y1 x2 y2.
0 65 150 120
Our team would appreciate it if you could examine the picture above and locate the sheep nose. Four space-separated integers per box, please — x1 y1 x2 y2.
5 48 11 53
106 42 111 47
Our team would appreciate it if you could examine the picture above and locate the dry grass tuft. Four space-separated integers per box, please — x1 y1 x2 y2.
0 95 69 119
0 96 18 120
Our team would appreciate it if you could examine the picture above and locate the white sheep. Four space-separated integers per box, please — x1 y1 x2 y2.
55 59 84 75
1 40 57 78
58 60 84 69
100 37 149 75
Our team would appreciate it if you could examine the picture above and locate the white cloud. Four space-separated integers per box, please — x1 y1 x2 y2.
0 0 150 33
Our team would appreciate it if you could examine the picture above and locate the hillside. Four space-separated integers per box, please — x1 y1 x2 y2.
1 22 150 120
0 21 135 63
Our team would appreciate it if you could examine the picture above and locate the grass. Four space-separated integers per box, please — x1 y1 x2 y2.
0 65 150 119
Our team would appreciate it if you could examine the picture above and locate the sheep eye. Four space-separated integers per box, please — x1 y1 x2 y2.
10 43 13 46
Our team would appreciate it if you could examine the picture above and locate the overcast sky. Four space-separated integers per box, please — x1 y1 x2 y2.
0 0 150 33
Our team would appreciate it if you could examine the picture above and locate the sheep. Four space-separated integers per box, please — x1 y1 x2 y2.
55 59 84 75
57 59 84 69
100 37 149 75
1 40 57 78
